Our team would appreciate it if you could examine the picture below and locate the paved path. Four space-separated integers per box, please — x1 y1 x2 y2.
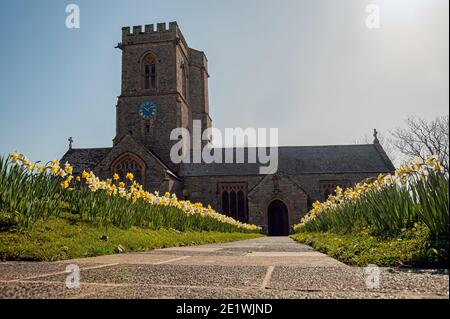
0 237 448 299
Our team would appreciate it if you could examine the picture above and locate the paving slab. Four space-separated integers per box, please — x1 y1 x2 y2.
144 249 248 256
166 255 342 267
154 247 223 252
66 253 186 265
76 284 443 299
25 264 268 288
0 262 101 281
269 266 449 296
247 251 329 257
0 281 114 299
0 236 448 299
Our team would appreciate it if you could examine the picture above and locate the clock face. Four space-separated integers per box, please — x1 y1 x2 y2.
139 101 156 120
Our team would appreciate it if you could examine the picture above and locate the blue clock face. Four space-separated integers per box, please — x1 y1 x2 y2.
139 101 156 120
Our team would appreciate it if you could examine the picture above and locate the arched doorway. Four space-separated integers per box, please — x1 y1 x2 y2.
267 200 289 236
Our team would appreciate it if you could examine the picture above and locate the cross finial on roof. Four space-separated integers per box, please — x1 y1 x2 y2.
373 129 379 144
68 137 74 150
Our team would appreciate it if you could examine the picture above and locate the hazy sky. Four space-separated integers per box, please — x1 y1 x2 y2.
0 0 448 163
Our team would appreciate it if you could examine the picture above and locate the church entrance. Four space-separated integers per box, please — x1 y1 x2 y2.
267 200 289 236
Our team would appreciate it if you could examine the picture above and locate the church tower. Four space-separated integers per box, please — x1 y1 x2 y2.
114 22 211 172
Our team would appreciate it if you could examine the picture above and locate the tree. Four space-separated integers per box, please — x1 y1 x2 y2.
391 115 449 171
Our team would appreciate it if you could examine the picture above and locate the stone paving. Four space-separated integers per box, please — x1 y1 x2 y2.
0 237 448 299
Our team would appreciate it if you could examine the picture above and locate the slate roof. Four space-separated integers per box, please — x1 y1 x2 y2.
60 148 111 174
60 144 394 177
179 144 394 177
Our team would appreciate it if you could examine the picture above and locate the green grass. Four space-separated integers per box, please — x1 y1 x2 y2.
0 213 263 262
291 224 448 268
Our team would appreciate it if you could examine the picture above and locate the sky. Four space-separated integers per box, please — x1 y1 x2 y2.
0 0 448 163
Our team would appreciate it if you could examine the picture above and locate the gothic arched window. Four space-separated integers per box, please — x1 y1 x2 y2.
219 183 248 223
230 190 237 218
237 190 246 221
320 180 351 202
112 154 145 186
222 191 229 216
142 53 157 90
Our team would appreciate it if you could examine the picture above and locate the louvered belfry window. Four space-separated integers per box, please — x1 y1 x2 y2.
143 53 157 89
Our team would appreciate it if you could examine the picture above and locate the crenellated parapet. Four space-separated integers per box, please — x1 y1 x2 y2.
120 21 188 49
122 22 177 37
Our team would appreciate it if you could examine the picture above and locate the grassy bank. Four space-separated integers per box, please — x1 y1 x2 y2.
291 224 448 268
1 155 259 233
0 213 262 261
294 157 448 238
293 157 448 268
0 154 262 262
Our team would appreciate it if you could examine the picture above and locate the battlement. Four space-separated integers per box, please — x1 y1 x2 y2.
122 22 179 40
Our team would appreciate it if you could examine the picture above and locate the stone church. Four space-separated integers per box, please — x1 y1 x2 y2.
62 22 395 235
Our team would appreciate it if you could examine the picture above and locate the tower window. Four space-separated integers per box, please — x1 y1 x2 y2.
143 53 157 89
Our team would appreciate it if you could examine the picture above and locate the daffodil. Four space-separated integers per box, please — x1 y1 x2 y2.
9 152 21 163
60 180 70 189
64 162 73 175
9 152 260 232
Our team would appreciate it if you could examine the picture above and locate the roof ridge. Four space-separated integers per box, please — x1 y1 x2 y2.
69 147 112 151
201 144 374 150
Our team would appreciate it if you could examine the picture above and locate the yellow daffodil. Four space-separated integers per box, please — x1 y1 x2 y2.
5 152 263 232
60 180 70 189
9 152 21 163
82 170 90 179
64 162 73 175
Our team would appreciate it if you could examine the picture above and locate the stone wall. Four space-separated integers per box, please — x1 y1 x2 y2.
183 171 381 234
